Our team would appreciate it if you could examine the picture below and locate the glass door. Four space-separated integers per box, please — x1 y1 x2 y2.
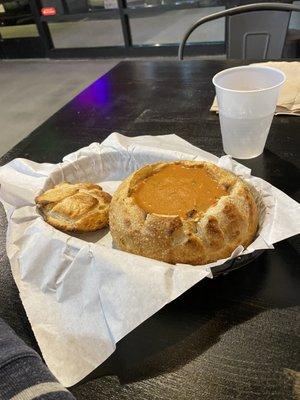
39 0 126 57
0 0 45 58
1 0 227 58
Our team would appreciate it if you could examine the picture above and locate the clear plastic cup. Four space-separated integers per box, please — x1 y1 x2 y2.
212 66 286 159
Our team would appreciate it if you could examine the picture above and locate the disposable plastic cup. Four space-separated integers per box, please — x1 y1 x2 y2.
213 66 286 159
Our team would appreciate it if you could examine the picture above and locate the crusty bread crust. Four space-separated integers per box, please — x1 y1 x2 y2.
109 161 259 265
36 182 111 232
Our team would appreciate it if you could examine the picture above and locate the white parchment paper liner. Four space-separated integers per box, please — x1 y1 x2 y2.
0 133 299 387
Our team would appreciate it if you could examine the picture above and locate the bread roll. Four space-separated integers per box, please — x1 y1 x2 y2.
36 182 111 232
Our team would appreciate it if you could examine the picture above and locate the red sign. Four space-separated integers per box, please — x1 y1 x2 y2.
41 7 56 16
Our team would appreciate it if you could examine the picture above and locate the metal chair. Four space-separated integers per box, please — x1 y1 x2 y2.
178 3 300 60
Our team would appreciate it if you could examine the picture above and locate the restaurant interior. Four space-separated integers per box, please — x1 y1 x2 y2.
0 1 299 400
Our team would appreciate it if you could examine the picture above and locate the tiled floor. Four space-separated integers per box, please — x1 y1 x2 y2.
0 59 118 157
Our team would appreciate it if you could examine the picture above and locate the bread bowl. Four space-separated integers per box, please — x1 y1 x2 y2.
109 161 258 265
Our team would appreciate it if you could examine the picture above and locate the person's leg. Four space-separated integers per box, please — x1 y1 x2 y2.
0 318 76 400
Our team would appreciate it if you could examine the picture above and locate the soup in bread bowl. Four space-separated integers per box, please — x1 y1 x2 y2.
109 161 258 265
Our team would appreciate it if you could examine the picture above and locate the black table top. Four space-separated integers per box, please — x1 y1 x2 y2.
0 60 299 400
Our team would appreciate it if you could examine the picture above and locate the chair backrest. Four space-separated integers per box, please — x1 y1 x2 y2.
178 3 300 60
227 10 291 59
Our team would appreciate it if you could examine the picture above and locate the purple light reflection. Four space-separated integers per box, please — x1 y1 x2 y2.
74 74 112 108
